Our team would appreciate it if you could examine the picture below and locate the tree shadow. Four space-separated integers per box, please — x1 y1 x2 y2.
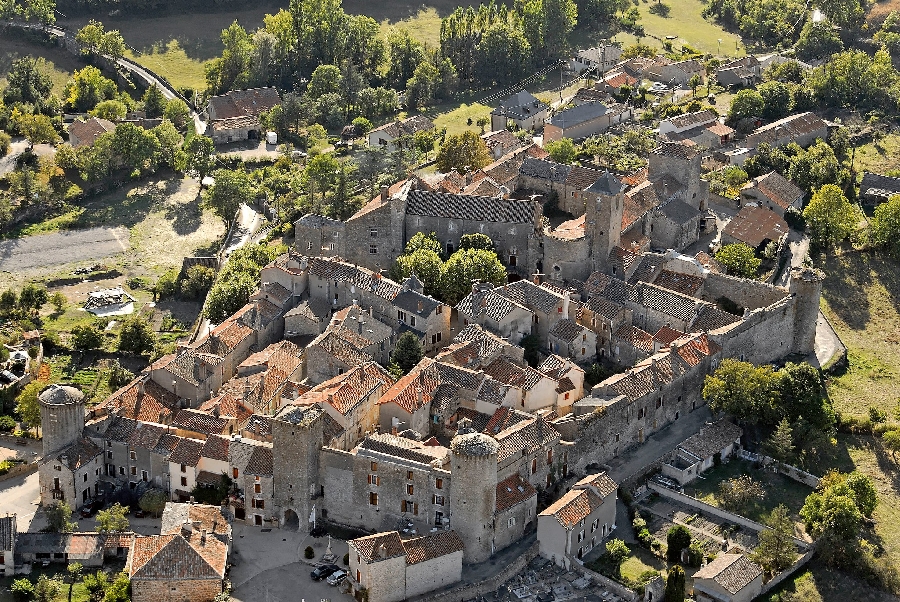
165 201 202 236
820 251 873 331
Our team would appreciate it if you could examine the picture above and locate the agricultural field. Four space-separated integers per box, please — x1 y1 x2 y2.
852 133 900 177
611 0 744 56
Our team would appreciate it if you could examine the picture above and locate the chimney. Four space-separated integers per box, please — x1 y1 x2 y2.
417 300 423 313
381 186 389 201
391 426 398 436
200 529 207 545
172 380 177 397
138 379 145 397
416 385 423 408
358 319 363 335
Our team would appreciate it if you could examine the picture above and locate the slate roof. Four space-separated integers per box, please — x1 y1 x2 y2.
663 110 717 131
651 140 699 160
169 438 204 467
406 189 536 224
244 445 273 476
586 171 625 195
394 290 443 317
724 206 789 247
652 269 704 296
694 553 762 594
103 416 138 443
351 531 406 563
496 474 537 512
679 420 743 460
242 414 272 439
402 530 465 564
358 433 445 465
690 306 742 333
548 102 611 129
538 355 574 380
638 283 703 322
745 112 827 148
658 199 701 225
456 287 531 323
208 87 280 119
627 254 667 285
309 257 403 301
860 171 900 200
549 318 588 343
497 280 564 314
492 90 548 121
494 414 560 463
745 171 804 210
0 516 14 551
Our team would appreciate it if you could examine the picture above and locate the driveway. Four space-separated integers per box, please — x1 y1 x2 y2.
0 226 130 272
0 141 56 176
0 470 40 532
222 204 264 258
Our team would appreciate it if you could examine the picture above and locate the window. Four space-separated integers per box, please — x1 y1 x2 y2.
83 473 88 482
367 474 380 486
371 462 378 471
106 441 112 448
581 348 586 355
433 495 445 506
410 316 416 327
656 398 662 409
557 306 563 313
508 516 516 527
407 484 414 495
437 332 442 342
54 465 61 471
307 241 313 250
583 333 587 342
546 474 551 487
369 492 378 506
547 449 553 465
369 244 378 255
436 305 443 314
446 243 454 255
531 458 537 474
180 477 187 487
106 451 113 460
356 569 361 583
509 255 517 267
533 315 540 324
141 471 148 482
407 471 414 480
432 334 437 344
233 467 239 478
615 433 620 443
333 231 339 238
578 531 584 542
180 464 186 473
564 392 570 400
370 228 378 237
119 466 125 475
254 483 261 494
435 478 443 489
329 243 335 251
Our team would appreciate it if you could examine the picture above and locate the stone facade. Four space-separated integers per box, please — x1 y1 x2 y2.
131 576 221 602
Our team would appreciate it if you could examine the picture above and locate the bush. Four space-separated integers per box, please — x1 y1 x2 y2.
667 525 691 562
605 538 631 564
0 131 11 156
0 415 16 431
304 546 315 559
686 540 705 567
632 516 647 531
784 206 806 230
11 577 33 602
108 361 135 389
154 269 179 300
179 265 216 300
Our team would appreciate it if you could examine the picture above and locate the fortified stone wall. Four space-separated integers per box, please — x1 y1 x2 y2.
701 272 788 311
711 296 795 365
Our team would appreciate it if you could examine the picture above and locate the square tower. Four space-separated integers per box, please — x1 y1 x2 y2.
583 172 626 273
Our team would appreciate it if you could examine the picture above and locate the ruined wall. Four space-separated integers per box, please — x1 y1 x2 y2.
700 272 788 311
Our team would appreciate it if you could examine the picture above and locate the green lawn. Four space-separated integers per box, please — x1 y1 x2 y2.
819 252 900 417
611 0 744 57
0 35 84 97
124 40 210 92
682 459 813 525
431 101 491 136
853 133 900 177
380 7 445 49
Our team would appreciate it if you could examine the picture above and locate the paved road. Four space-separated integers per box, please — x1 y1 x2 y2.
223 204 264 258
0 226 130 271
0 470 41 531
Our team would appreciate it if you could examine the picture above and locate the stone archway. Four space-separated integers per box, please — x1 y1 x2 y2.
283 509 300 531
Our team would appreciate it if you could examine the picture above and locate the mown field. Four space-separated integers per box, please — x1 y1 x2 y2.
611 0 744 56
0 35 86 96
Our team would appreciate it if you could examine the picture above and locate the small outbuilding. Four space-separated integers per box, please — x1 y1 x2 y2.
662 420 743 485
84 287 136 316
693 553 763 602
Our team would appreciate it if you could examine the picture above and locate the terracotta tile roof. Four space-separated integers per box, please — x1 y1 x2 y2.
50 437 102 470
574 472 618 498
496 474 537 512
378 361 439 413
603 71 637 88
539 488 603 528
652 269 704 296
68 117 115 147
548 214 585 241
745 171 804 210
351 531 406 563
664 110 717 131
129 533 227 580
200 303 255 352
628 254 667 285
96 378 179 424
201 435 230 462
402 530 465 564
172 410 229 436
302 362 393 416
198 394 254 424
706 122 734 137
154 433 181 455
745 112 826 148
481 129 523 154
694 252 724 273
694 553 762 594
653 326 685 346
673 333 719 364
244 445 273 476
614 325 654 353
241 414 272 439
208 87 280 119
483 357 544 391
169 438 204 467
724 206 789 248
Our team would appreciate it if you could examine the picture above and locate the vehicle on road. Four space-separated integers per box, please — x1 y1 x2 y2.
310 564 339 581
326 570 346 586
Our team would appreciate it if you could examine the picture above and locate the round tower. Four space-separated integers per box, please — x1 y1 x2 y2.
450 431 498 564
789 266 825 355
38 384 85 457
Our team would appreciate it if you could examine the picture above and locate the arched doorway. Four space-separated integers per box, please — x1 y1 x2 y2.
283 509 300 531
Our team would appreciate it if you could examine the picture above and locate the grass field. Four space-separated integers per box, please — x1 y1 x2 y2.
611 0 744 56
853 133 900 177
819 252 900 417
0 35 85 96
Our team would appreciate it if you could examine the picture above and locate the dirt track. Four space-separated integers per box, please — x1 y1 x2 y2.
0 226 130 272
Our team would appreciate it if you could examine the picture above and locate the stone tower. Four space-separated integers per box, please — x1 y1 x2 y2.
583 172 625 273
38 384 85 457
789 266 825 355
271 405 325 532
450 430 498 564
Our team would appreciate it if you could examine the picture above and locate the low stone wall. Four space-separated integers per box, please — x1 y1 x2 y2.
577 564 637 601
408 542 539 602
736 450 821 488
760 546 818 596
0 461 38 483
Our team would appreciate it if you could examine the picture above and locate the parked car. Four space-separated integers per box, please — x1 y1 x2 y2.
326 570 346 586
80 504 96 518
310 564 339 581
133 509 147 518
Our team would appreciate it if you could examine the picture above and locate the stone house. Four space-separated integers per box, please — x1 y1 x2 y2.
537 355 586 414
740 171 804 216
327 303 395 364
721 206 789 252
367 115 436 151
168 438 204 502
483 356 567 413
304 330 373 385
229 438 274 526
493 474 538 550
693 553 763 602
543 102 633 143
743 112 828 152
490 90 550 132
570 45 623 74
481 129 525 159
646 59 704 86
610 324 654 366
0 515 14 576
456 283 535 344
537 472 618 568
206 87 281 145
597 69 639 94
859 171 900 205
128 526 227 602
376 360 441 437
347 530 464 602
159 503 232 555
715 56 761 88
548 318 597 363
283 299 331 338
659 110 734 148
39 437 103 507
293 214 345 258
68 117 115 148
662 420 743 485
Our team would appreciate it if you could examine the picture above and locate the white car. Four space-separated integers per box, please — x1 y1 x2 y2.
326 570 346 586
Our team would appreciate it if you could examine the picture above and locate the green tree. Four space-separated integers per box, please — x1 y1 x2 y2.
776 362 834 429
715 243 761 278
664 564 685 602
65 563 83 602
458 233 494 252
605 538 630 564
307 64 343 98
870 194 900 258
800 485 862 560
386 29 427 91
17 114 59 145
882 429 900 459
352 116 373 135
440 249 507 305
163 98 191 130
0 289 17 315
728 89 765 123
764 418 795 464
435 130 492 174
96 503 129 533
64 66 117 113
391 331 424 373
15 381 43 433
90 99 127 121
404 232 442 255
152 120 184 169
19 284 48 312
666 525 692 562
139 489 167 517
117 317 156 355
4 57 52 105
391 250 443 297
845 471 877 518
204 169 253 227
71 324 104 350
32 575 61 602
45 501 76 533
788 141 843 193
177 135 215 178
703 359 778 424
11 578 34 602
688 74 701 97
180 265 216 300
802 184 861 247
82 571 108 599
796 19 844 61
205 276 258 324
545 138 577 164
23 0 55 25
751 504 797 576
757 81 792 120
103 572 130 602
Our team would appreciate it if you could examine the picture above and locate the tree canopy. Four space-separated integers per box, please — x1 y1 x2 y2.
435 131 492 174
715 243 761 278
391 331 424 374
440 248 507 305
803 184 861 247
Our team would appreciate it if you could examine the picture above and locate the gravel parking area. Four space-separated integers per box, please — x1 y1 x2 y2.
0 227 130 271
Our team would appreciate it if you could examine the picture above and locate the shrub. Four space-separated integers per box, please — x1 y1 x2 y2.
686 540 705 567
108 361 135 389
11 577 33 602
605 538 630 564
633 516 647 531
0 415 16 431
667 525 691 562
304 546 315 559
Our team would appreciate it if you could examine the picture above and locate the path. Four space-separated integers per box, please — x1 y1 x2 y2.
0 470 40 532
0 226 130 271
222 204 264 258
605 406 712 483
776 230 810 288
0 141 56 176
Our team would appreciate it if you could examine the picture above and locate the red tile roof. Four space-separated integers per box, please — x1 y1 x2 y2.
496 474 537 512
402 530 464 564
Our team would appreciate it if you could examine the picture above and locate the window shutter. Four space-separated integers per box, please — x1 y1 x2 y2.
413 503 418 515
